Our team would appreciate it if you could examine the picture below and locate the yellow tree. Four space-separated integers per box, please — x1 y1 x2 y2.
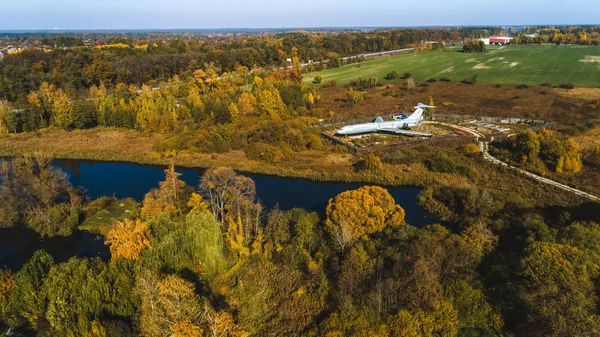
389 300 459 337
141 164 188 218
137 272 204 337
105 218 152 260
325 186 405 250
561 138 582 173
228 102 240 124
205 304 248 337
187 193 210 214
258 88 286 120
0 100 9 133
237 92 256 116
52 89 74 129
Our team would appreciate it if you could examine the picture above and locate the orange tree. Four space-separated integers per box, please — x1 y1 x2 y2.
325 186 405 250
105 218 152 260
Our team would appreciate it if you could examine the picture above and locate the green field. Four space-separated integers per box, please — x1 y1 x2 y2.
305 45 600 86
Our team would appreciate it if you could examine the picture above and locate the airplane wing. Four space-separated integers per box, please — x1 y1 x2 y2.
378 128 433 137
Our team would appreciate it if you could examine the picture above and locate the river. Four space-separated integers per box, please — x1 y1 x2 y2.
0 159 438 270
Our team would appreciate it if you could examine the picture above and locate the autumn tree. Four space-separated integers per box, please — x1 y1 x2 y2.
52 88 74 128
200 167 256 223
520 241 600 336
346 88 363 105
0 100 9 133
105 218 152 260
237 92 257 116
258 88 286 120
141 164 189 218
388 300 460 337
325 186 405 250
137 272 204 337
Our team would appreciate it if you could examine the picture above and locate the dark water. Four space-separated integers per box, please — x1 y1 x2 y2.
1 159 438 270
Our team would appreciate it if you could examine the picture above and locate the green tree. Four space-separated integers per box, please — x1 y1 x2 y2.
9 250 53 328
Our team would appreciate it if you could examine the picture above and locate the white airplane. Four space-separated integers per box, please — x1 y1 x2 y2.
336 103 435 136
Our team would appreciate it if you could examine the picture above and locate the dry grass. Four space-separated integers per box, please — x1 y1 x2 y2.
0 127 468 190
319 82 600 125
555 87 600 100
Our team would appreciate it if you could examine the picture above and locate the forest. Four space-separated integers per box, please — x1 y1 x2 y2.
1 156 599 337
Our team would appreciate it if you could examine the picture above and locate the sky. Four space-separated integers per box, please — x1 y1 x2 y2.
0 0 598 30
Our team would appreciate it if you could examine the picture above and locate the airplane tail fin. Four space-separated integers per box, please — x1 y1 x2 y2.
374 116 384 123
414 102 436 109
407 103 436 120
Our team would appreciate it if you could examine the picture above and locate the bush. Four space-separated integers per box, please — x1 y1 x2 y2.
313 75 322 84
539 82 552 87
347 88 364 105
403 72 413 79
323 80 337 88
460 75 477 85
353 154 383 172
439 77 451 82
559 82 575 89
384 71 399 80
516 84 529 89
244 142 285 163
424 154 457 173
426 78 438 83
494 84 501 88
463 143 481 155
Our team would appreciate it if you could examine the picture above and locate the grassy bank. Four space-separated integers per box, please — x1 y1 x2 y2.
0 127 460 187
0 127 588 210
305 45 600 86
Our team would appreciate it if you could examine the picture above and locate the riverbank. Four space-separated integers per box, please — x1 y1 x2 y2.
0 127 469 188
0 127 590 210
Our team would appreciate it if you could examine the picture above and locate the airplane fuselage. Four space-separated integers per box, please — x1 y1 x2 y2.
336 120 417 135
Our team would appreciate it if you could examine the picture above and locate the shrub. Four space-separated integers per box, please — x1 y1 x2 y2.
323 80 337 88
439 77 451 82
244 142 285 163
353 154 383 172
463 143 481 155
494 84 501 88
539 82 552 87
559 82 575 89
512 96 520 99
313 75 322 84
426 78 438 83
403 72 413 79
460 75 477 85
516 84 529 89
424 154 457 173
347 88 364 105
384 71 399 80
539 90 547 95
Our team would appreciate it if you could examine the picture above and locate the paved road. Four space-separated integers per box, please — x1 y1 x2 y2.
427 121 600 202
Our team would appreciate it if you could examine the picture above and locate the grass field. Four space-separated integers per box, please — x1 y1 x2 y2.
305 45 600 86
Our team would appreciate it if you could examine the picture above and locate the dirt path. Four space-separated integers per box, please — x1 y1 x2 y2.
426 121 600 201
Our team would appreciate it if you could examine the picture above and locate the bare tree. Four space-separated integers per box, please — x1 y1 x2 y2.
199 167 256 223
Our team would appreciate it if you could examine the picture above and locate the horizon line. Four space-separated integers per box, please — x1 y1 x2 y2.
1 23 599 32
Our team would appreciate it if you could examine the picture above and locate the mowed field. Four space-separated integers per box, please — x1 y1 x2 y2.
305 45 600 86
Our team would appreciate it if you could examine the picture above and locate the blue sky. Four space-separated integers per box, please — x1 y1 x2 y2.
0 0 598 30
